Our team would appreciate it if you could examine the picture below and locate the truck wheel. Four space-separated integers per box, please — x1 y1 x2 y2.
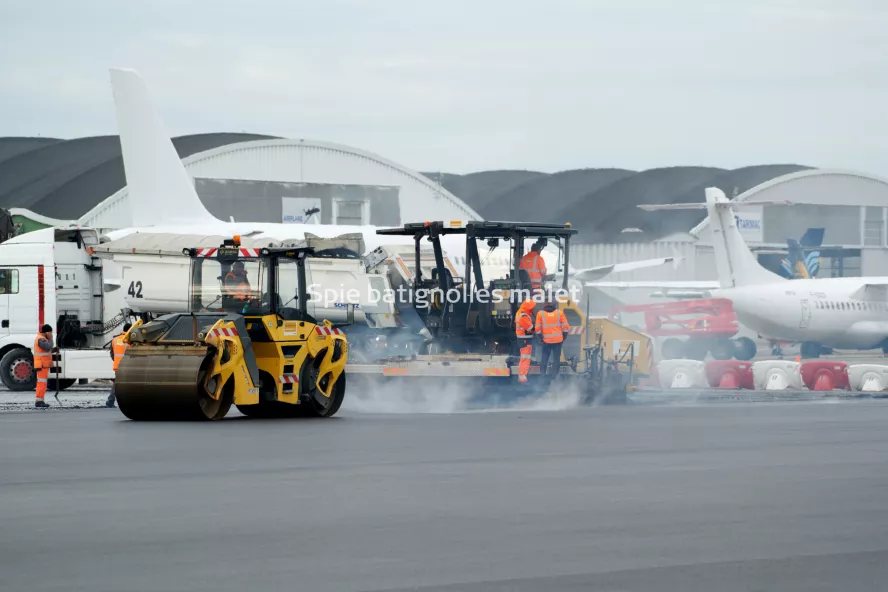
48 379 76 392
710 339 735 360
660 338 684 360
733 337 757 361
800 341 821 359
684 340 709 361
0 348 36 391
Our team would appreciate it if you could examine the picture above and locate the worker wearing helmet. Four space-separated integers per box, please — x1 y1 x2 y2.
519 240 547 295
515 299 536 384
32 324 54 408
105 322 133 408
534 299 570 381
224 261 252 302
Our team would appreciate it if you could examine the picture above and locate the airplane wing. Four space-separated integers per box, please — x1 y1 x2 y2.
587 280 719 290
586 280 719 299
571 256 682 282
637 199 793 211
849 282 888 301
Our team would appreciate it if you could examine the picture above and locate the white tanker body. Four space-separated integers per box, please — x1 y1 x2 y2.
92 233 403 330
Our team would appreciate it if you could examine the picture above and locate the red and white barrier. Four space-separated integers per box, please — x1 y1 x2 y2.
800 361 850 391
752 360 803 391
848 365 888 392
651 358 888 392
656 359 707 389
704 360 755 389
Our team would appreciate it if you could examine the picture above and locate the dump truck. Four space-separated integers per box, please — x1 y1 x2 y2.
347 221 653 405
114 239 349 420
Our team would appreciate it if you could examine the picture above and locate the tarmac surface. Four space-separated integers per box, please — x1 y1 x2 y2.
3 396 888 591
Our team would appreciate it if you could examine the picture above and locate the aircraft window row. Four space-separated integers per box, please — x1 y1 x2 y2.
815 300 887 312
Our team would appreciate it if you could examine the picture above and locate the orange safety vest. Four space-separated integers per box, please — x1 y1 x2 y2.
33 334 52 370
224 271 251 299
515 310 534 339
112 335 128 372
519 251 546 286
535 309 569 344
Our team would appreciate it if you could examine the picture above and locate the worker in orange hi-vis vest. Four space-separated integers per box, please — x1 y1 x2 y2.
32 324 54 408
534 300 570 380
224 261 252 300
105 322 133 408
514 299 536 383
519 240 547 295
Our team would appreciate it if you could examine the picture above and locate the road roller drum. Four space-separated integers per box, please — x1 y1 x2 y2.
115 345 227 421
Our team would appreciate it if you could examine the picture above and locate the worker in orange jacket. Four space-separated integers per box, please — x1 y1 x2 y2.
515 299 536 383
105 322 133 408
519 240 547 295
32 324 54 408
224 261 252 301
535 300 570 380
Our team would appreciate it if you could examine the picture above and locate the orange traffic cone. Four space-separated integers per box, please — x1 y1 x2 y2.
718 371 739 389
813 371 835 391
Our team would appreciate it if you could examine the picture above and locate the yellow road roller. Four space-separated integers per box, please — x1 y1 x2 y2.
115 239 349 420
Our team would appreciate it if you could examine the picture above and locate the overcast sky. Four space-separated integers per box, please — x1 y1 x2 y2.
1 0 887 175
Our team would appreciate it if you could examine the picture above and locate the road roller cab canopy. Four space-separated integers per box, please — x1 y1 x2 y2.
184 239 317 322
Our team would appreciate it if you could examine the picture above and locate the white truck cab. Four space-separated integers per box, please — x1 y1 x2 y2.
0 228 128 390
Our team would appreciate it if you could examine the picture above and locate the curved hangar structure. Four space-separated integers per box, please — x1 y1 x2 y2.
79 138 479 229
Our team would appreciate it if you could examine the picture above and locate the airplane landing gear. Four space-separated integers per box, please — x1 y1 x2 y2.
800 341 822 359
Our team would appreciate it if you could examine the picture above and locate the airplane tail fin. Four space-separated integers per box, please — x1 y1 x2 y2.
109 68 218 226
783 238 809 279
799 227 825 248
705 187 784 288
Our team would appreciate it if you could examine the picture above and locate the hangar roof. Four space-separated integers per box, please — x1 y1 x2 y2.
0 137 62 164
0 133 277 220
429 164 814 242
421 170 548 212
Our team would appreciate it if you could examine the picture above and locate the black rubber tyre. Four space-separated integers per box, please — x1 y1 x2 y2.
684 340 709 361
236 361 346 419
301 352 346 417
0 347 36 391
733 337 757 361
48 379 76 392
314 372 346 417
710 339 735 360
800 341 821 359
660 338 684 360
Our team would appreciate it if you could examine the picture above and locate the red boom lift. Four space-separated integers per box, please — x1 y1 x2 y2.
608 298 756 361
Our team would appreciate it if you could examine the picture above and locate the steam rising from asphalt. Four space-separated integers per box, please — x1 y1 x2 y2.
341 378 585 414
342 380 472 414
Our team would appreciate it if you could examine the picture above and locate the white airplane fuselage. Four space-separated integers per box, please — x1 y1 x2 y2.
715 277 888 349
597 188 888 354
